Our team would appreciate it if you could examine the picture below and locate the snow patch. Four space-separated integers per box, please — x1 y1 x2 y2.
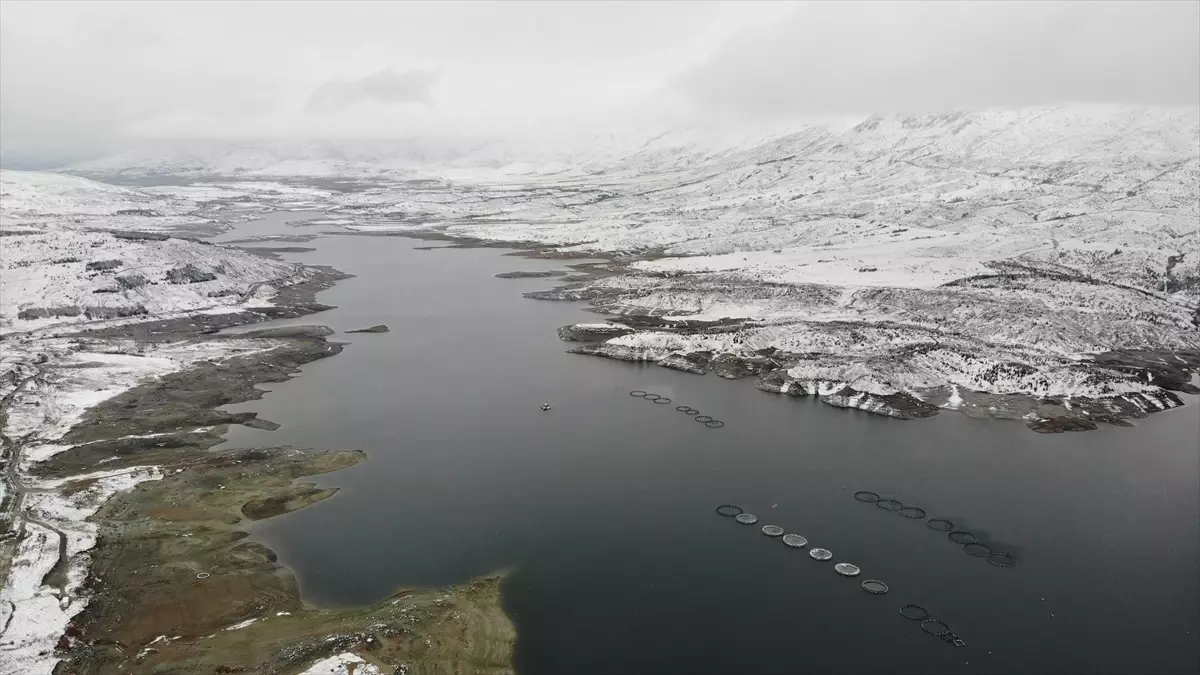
298 652 383 675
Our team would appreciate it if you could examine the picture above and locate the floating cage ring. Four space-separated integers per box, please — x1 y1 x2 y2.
782 534 808 548
643 394 662 401
685 408 701 415
676 405 692 412
899 506 927 519
963 542 993 557
734 513 759 525
926 518 955 532
987 551 1018 567
629 390 648 397
920 619 951 637
715 504 744 517
808 548 833 561
694 415 714 423
834 563 861 577
761 525 785 537
853 491 881 503
861 579 889 594
654 397 672 404
948 530 978 545
900 604 929 621
876 499 905 511
705 420 725 428
196 572 211 580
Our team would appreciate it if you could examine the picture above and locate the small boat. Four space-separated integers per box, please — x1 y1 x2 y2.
540 403 551 411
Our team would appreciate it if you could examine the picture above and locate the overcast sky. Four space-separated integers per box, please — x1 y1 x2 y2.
1 0 1197 163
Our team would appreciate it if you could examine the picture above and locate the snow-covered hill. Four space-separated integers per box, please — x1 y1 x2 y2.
0 170 199 225
0 171 310 333
309 104 1200 429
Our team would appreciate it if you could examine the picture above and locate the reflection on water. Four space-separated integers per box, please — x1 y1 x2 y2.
216 213 1199 675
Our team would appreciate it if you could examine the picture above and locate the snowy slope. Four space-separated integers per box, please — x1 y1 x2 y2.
0 170 199 225
0 171 309 332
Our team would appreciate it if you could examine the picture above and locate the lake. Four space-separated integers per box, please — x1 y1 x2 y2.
216 212 1199 675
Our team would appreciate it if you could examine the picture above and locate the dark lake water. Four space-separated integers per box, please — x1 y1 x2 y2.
216 212 1200 675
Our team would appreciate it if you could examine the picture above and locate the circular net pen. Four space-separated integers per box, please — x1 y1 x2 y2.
926 519 955 532
876 499 905 511
694 415 714 423
963 542 993 557
834 563 861 577
715 504 743 517
704 420 725 428
899 506 926 519
861 580 889 595
643 394 662 401
735 513 759 525
900 605 928 621
920 619 951 637
987 552 1018 567
761 525 784 537
676 405 692 412
782 534 808 548
654 397 672 404
684 408 701 415
629 390 648 397
853 491 880 503
948 531 978 545
808 548 833 561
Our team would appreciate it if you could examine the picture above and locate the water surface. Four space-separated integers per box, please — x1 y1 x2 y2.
217 212 1200 675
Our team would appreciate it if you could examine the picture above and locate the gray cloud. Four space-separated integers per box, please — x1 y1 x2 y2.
306 67 443 113
1 0 1195 167
674 0 1200 119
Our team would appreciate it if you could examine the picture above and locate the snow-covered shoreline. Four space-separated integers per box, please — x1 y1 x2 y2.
0 172 342 673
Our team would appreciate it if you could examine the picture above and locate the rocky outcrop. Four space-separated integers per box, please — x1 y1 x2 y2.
17 305 82 320
83 304 148 320
756 372 940 419
566 342 657 362
1087 349 1200 395
243 325 336 339
1028 416 1100 433
710 352 778 380
556 323 633 342
523 285 613 302
85 259 122 271
164 264 217 284
347 324 390 334
112 230 170 241
656 352 710 374
494 270 566 279
821 386 941 419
